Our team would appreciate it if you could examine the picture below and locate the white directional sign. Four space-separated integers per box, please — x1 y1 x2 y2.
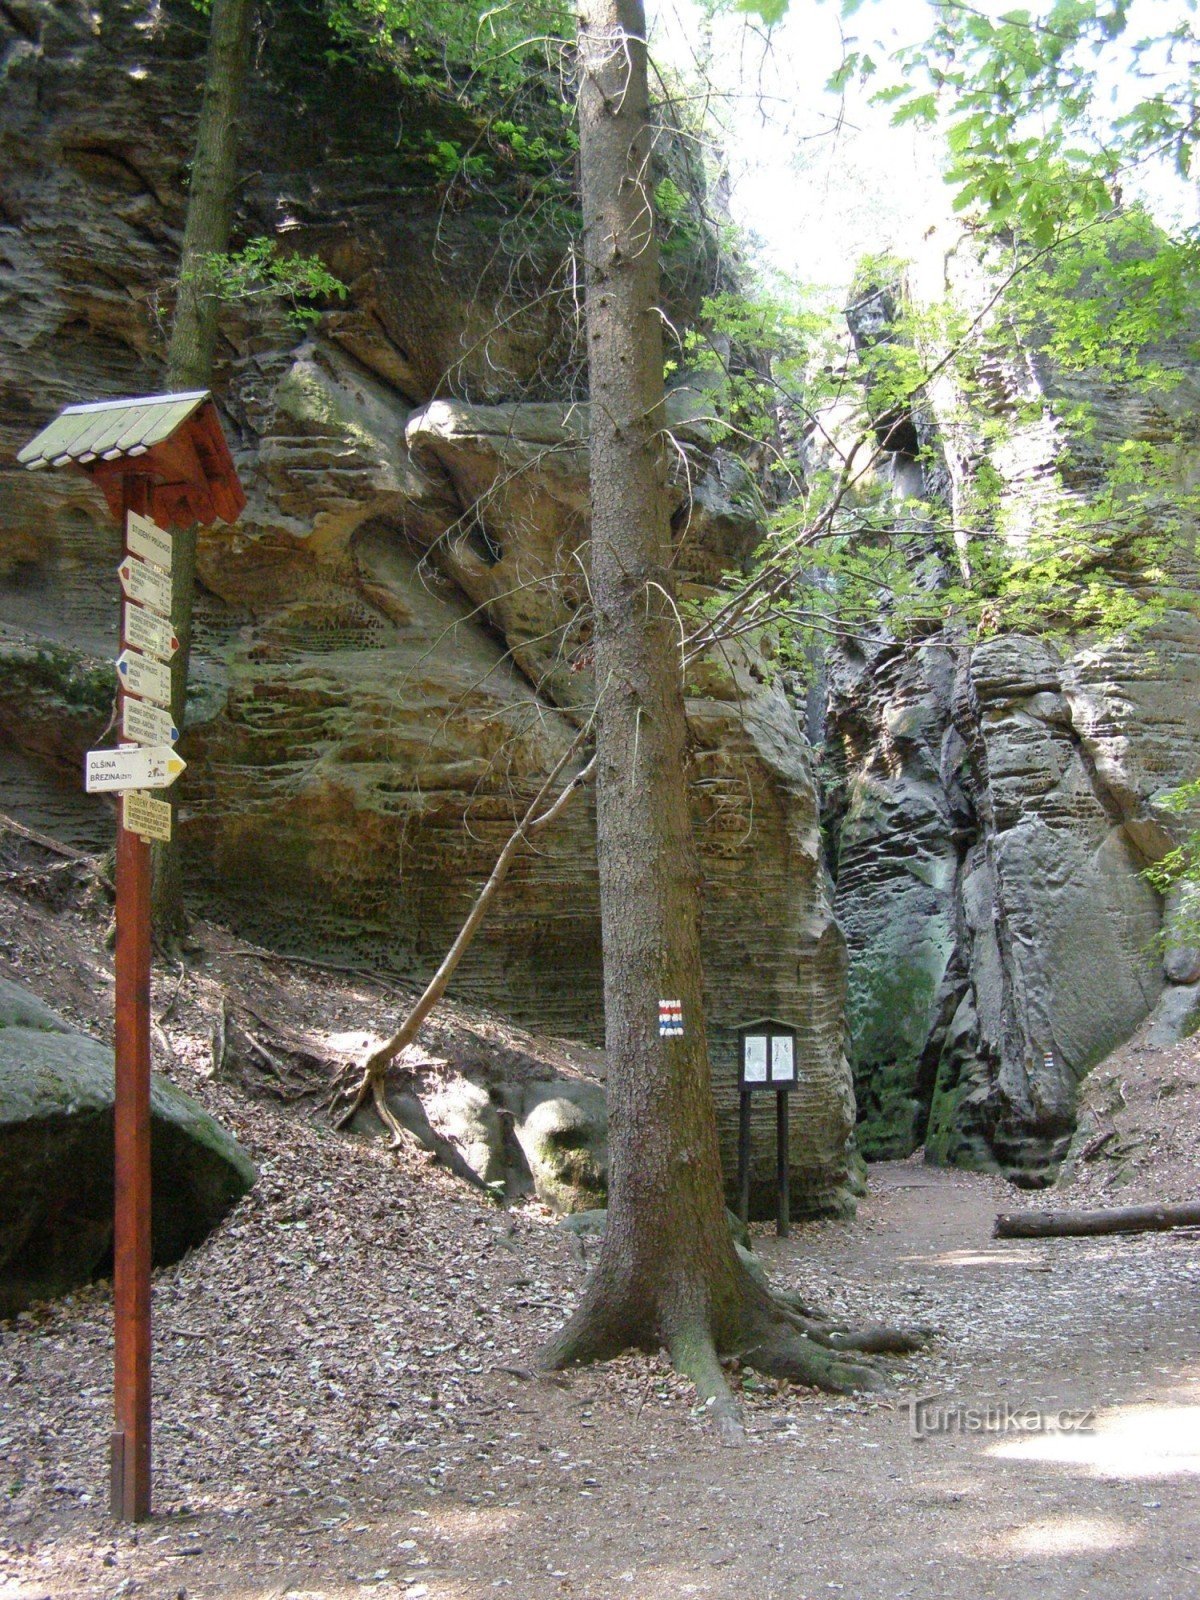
118 555 172 618
86 745 186 794
122 790 172 843
122 697 179 748
116 649 172 709
126 510 173 573
124 603 179 663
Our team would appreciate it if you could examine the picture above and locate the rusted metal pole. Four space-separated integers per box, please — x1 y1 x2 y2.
111 474 153 1523
737 1090 752 1224
775 1089 789 1239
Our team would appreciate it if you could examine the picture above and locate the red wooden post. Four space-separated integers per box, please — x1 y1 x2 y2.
111 474 154 1523
17 390 246 1524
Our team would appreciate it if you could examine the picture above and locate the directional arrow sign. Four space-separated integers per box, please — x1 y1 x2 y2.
118 555 172 618
126 510 173 574
122 697 179 748
86 746 186 793
122 790 172 843
116 649 172 709
124 603 179 663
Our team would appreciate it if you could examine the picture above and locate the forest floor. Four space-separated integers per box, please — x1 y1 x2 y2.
1 828 1199 1600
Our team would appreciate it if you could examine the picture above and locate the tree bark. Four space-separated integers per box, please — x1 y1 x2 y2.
536 1 901 1427
152 0 253 935
995 1202 1200 1239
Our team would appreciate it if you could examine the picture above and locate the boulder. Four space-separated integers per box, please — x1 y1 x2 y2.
1142 982 1200 1047
514 1080 608 1214
422 1076 507 1190
0 979 256 1316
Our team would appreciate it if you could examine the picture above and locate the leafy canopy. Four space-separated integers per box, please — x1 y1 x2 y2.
736 1 1200 244
683 2 1200 667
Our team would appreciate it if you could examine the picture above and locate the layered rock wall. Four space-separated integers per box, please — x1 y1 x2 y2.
0 1 856 1214
828 254 1200 1181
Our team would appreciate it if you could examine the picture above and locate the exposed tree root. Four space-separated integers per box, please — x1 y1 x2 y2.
335 1058 496 1196
541 1257 933 1436
816 1324 933 1356
669 1327 745 1443
767 1288 934 1354
736 1320 885 1395
332 739 596 1136
366 1071 425 1152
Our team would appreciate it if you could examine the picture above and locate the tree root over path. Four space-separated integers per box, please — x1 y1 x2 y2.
540 1257 932 1443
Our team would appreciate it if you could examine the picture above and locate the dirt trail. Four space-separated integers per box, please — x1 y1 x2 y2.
3 1154 1197 1600
1 839 1197 1600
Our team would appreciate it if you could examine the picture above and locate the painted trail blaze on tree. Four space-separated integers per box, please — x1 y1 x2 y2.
538 0 924 1428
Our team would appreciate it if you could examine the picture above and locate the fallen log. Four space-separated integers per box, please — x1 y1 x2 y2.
994 1202 1200 1240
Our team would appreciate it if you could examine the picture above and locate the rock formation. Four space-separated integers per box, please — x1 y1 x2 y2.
827 261 1200 1182
0 977 255 1314
0 1 856 1216
12 7 1194 1203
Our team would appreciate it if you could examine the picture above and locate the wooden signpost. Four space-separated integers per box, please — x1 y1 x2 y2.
19 392 244 1522
736 1019 798 1238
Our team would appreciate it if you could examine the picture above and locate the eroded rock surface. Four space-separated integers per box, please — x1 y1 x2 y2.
0 1 856 1216
827 254 1200 1182
829 597 1200 1183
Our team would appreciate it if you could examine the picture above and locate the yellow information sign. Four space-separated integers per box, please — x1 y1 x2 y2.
122 789 171 843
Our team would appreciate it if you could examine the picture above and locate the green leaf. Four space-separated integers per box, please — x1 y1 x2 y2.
734 0 789 23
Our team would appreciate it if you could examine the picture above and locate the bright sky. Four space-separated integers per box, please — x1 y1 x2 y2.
648 0 1197 306
649 0 946 302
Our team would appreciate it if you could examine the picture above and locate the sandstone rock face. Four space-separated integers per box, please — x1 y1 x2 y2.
0 2 856 1215
828 251 1200 1182
828 605 1200 1181
0 977 256 1314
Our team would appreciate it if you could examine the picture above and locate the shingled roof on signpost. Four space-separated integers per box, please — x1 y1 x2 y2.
17 390 245 528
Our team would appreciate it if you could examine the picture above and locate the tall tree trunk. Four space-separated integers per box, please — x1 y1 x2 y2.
540 2 921 1426
541 0 746 1383
152 0 253 934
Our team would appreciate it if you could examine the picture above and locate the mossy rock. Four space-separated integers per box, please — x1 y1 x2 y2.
515 1081 607 1214
0 980 256 1317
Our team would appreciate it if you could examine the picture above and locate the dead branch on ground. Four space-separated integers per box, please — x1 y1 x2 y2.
995 1201 1200 1239
333 732 596 1146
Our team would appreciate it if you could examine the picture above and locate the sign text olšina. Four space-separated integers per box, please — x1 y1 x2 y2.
85 509 183 843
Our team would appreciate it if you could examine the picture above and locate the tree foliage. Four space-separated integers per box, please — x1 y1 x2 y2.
694 2 1200 660
185 237 348 327
320 0 579 190
882 0 1200 245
